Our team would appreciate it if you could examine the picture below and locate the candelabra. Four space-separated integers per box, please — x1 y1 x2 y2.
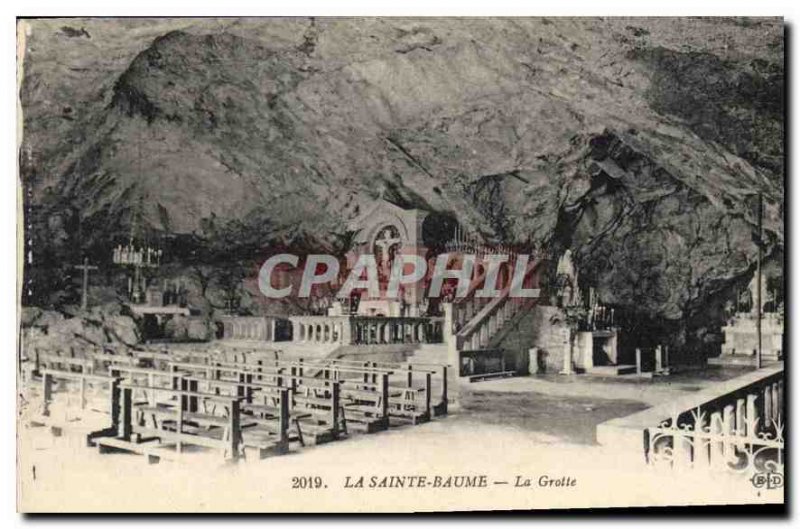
113 242 162 303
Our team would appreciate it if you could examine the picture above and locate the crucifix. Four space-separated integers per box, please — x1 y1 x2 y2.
374 228 401 268
74 257 98 310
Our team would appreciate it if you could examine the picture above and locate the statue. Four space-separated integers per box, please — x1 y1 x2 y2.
555 249 579 307
373 227 401 269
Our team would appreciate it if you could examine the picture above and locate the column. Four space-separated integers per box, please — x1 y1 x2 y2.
655 345 663 373
344 323 351 344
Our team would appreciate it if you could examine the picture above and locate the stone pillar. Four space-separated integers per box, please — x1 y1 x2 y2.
655 345 663 373
635 348 642 375
560 332 574 375
443 303 455 348
342 319 353 345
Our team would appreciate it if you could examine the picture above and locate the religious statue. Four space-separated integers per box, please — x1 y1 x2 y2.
555 249 580 307
373 226 402 270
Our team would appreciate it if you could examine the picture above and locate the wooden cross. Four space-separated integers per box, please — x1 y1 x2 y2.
74 257 98 310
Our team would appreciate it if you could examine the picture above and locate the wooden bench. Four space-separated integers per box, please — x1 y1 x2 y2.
89 380 291 462
38 368 115 416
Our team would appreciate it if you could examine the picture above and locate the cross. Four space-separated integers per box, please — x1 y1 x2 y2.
73 257 98 310
374 229 401 268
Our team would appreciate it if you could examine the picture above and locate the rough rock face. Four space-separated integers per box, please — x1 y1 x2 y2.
164 316 214 342
21 305 141 356
19 18 784 352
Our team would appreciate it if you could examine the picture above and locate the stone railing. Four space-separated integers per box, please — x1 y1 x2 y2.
289 315 443 346
597 365 784 472
443 258 542 377
454 295 529 351
217 316 288 342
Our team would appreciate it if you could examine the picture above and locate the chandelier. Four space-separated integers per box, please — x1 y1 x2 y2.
113 244 162 267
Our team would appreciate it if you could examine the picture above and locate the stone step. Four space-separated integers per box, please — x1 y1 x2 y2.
466 370 516 383
586 364 637 376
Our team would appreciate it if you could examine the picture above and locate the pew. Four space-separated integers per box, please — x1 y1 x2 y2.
91 379 291 462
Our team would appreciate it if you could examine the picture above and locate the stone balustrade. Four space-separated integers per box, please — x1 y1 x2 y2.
289 315 443 346
217 316 282 341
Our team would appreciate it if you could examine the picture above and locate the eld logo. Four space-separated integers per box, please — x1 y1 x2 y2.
750 472 783 490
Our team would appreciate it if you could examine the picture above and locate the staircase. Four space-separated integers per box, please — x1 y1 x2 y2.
452 258 543 353
406 343 448 365
381 270 541 404
586 364 637 376
272 342 342 361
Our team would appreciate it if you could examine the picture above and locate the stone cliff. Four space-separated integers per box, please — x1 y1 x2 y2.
18 17 784 352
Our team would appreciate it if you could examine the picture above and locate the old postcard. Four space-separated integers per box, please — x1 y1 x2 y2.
16 16 785 513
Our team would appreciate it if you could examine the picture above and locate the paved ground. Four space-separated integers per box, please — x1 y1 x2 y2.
452 364 756 444
18 363 773 512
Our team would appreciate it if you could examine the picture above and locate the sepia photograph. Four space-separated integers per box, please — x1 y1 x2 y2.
14 12 786 514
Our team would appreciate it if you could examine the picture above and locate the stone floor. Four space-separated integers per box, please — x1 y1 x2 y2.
17 363 774 512
453 364 757 444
